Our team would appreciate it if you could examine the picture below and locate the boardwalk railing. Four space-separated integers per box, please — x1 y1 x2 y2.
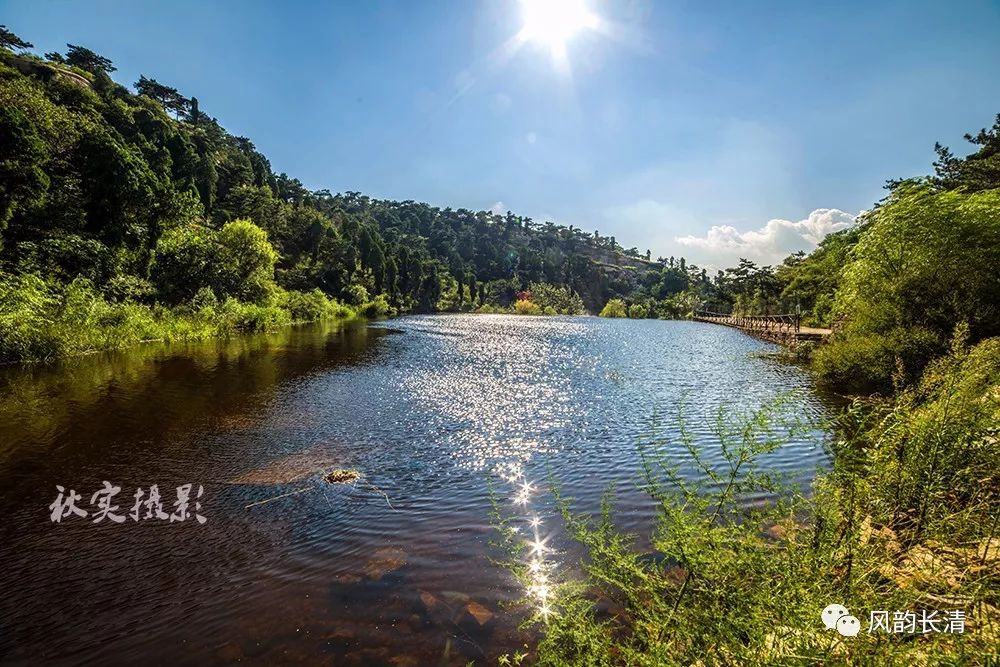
693 309 801 335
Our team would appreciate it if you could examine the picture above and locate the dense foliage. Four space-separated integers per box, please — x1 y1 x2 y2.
811 181 1000 392
810 119 1000 393
1 27 690 364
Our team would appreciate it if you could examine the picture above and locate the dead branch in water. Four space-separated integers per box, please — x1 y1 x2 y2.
244 486 314 508
243 468 397 510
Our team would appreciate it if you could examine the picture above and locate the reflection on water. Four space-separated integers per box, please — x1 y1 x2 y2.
0 315 833 664
496 464 557 619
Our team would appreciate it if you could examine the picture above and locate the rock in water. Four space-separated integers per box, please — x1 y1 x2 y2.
439 590 470 605
463 600 494 627
363 547 407 580
229 444 340 485
418 590 440 612
456 599 496 638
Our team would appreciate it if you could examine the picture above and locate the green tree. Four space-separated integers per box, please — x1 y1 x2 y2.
528 281 585 315
839 183 1000 342
817 183 1000 391
776 228 859 326
150 223 219 303
628 301 648 318
134 75 189 118
0 105 49 237
930 113 1000 192
0 25 33 51
63 44 116 74
150 219 278 305
215 218 279 303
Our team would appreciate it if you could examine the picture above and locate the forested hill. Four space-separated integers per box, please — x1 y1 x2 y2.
0 34 661 315
3 27 1000 394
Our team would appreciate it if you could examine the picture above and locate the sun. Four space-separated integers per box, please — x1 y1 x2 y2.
519 0 600 58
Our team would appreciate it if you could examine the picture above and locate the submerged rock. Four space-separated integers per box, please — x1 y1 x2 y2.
363 547 407 580
455 598 496 642
439 590 470 605
229 445 340 485
325 628 357 641
462 600 494 627
418 590 440 613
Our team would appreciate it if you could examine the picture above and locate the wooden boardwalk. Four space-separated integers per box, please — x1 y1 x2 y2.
692 311 832 345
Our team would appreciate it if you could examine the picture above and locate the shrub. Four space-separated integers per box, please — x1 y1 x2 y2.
150 223 221 303
214 219 279 304
494 373 1000 665
190 286 218 312
0 270 338 363
814 326 942 394
285 288 335 321
858 332 1000 542
599 298 627 318
627 302 648 319
151 218 279 305
0 272 61 362
359 294 392 319
216 298 290 333
103 274 155 303
527 282 586 315
345 283 369 306
514 299 543 315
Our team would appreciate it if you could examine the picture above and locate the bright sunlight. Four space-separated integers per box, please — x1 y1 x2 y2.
518 0 600 58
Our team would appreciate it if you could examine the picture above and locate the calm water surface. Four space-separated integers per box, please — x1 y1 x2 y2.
0 315 833 665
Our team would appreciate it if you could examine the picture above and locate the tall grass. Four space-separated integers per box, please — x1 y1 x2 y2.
0 273 375 363
494 333 1000 665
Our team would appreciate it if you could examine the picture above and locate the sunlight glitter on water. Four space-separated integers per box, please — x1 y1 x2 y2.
399 317 587 471
494 464 561 620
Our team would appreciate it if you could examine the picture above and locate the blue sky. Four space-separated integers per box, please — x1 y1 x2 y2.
5 0 1000 266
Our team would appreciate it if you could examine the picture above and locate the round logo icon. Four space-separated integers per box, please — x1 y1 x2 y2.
821 603 849 630
836 615 861 637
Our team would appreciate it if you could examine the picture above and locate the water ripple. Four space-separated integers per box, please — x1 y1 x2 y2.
0 315 833 664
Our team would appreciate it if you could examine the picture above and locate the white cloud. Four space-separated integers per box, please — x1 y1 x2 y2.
526 131 537 144
490 201 506 215
675 208 855 266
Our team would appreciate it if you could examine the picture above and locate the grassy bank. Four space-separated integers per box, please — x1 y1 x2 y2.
495 332 1000 665
0 272 391 363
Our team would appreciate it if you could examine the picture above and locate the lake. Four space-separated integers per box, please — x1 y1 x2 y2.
0 315 833 665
